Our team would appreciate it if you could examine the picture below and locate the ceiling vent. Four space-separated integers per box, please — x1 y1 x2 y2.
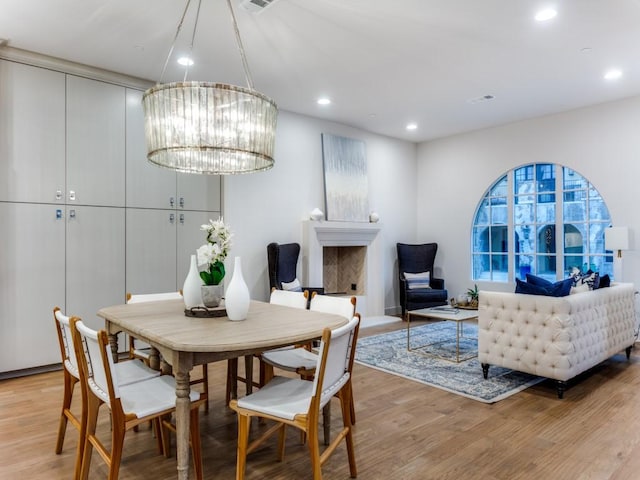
240 0 280 13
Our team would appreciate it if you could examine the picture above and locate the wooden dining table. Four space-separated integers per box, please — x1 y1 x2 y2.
97 298 348 480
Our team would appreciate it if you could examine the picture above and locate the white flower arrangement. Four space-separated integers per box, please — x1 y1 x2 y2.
196 217 232 285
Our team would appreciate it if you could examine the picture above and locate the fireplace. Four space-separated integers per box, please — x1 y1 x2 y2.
302 221 383 317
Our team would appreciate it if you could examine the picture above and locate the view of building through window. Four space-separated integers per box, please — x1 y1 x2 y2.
472 164 613 282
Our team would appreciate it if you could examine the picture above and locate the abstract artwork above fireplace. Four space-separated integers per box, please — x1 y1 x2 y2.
321 133 369 222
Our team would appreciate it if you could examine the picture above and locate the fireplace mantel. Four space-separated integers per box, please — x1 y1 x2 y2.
301 220 383 317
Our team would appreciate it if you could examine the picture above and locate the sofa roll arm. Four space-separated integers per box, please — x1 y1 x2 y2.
431 278 445 290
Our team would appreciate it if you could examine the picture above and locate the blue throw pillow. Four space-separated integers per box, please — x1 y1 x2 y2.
526 274 552 287
599 274 611 288
515 278 572 297
515 278 549 296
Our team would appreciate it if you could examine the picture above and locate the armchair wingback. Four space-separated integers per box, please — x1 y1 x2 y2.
397 242 448 318
267 242 324 296
267 242 300 290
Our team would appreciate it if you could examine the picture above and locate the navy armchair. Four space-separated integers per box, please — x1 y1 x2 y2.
397 242 448 318
267 242 324 296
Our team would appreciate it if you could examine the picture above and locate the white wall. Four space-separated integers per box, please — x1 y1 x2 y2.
416 95 640 298
224 110 418 313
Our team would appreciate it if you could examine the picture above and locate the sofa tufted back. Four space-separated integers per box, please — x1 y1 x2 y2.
478 283 636 382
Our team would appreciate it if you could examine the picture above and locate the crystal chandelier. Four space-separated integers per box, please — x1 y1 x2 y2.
143 0 278 175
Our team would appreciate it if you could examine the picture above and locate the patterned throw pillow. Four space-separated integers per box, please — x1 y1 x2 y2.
281 278 303 292
569 269 600 290
404 271 431 290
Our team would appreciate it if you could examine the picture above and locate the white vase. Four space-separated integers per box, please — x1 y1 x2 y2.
183 254 203 309
225 256 250 321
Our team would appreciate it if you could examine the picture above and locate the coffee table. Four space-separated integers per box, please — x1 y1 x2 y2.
406 306 478 362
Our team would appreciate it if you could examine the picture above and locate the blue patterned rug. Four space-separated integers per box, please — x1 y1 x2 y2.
355 321 544 403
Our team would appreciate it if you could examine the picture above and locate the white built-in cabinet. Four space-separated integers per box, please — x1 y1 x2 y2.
0 59 222 374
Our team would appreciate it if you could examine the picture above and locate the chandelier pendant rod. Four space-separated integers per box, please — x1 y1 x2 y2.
158 0 194 84
182 0 203 82
225 0 255 91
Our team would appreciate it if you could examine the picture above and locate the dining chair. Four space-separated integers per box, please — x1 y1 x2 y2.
54 307 162 479
126 292 210 413
260 294 357 444
72 319 206 480
225 289 309 406
229 314 360 480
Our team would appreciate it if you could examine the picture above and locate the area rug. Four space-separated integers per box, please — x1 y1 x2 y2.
355 321 544 403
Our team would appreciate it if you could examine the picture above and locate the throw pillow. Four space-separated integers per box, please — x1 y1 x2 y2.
526 273 552 287
570 283 590 295
516 278 573 297
404 271 431 289
281 278 303 292
570 269 600 290
599 274 611 288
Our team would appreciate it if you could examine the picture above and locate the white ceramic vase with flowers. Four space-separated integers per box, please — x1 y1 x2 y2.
196 217 232 308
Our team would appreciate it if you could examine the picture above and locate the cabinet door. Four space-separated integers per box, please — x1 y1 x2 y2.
176 211 221 285
126 208 178 294
66 206 125 331
0 60 66 203
177 173 222 212
66 75 125 207
0 203 65 372
125 88 177 209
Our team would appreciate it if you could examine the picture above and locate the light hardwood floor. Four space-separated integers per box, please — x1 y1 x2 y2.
2 321 640 479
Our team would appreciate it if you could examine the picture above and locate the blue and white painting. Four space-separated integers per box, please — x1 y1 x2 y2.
321 133 369 222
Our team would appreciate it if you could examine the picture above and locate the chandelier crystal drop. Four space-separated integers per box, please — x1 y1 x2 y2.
142 0 278 175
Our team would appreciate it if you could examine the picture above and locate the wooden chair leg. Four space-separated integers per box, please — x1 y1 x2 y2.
307 422 322 480
236 413 250 480
80 396 100 480
277 423 287 461
201 364 209 413
226 358 238 405
244 355 254 395
322 402 331 446
56 372 76 454
108 422 126 480
341 386 357 478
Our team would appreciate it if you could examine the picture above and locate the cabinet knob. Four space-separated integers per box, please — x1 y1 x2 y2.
169 213 175 224
69 190 76 201
69 209 76 219
56 209 63 219
55 190 63 201
179 213 185 224
179 197 185 208
169 196 175 207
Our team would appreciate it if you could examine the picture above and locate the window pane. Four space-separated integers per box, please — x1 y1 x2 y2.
515 226 535 254
491 203 508 224
564 255 585 275
536 164 555 192
514 165 533 193
563 197 586 222
515 255 533 280
563 167 587 190
589 187 610 221
472 254 490 280
475 199 489 224
514 202 533 224
490 226 508 253
472 226 489 252
537 202 555 223
536 255 556 279
490 176 507 197
491 254 508 281
538 225 555 253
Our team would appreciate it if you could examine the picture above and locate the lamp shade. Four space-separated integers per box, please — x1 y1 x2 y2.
605 226 630 251
143 82 278 175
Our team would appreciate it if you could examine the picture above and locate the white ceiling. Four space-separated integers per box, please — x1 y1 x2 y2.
2 0 640 143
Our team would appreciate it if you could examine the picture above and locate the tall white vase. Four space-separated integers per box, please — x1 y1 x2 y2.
183 254 203 309
225 256 250 321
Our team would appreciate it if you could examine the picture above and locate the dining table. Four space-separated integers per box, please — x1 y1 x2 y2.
97 298 348 480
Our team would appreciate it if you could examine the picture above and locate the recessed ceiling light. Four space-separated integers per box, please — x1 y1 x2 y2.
317 98 331 105
406 123 418 131
604 69 623 80
177 56 194 66
535 8 557 22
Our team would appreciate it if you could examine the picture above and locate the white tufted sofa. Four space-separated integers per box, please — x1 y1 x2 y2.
478 283 637 398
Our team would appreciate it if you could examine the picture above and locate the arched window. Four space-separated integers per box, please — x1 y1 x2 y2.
472 164 613 282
